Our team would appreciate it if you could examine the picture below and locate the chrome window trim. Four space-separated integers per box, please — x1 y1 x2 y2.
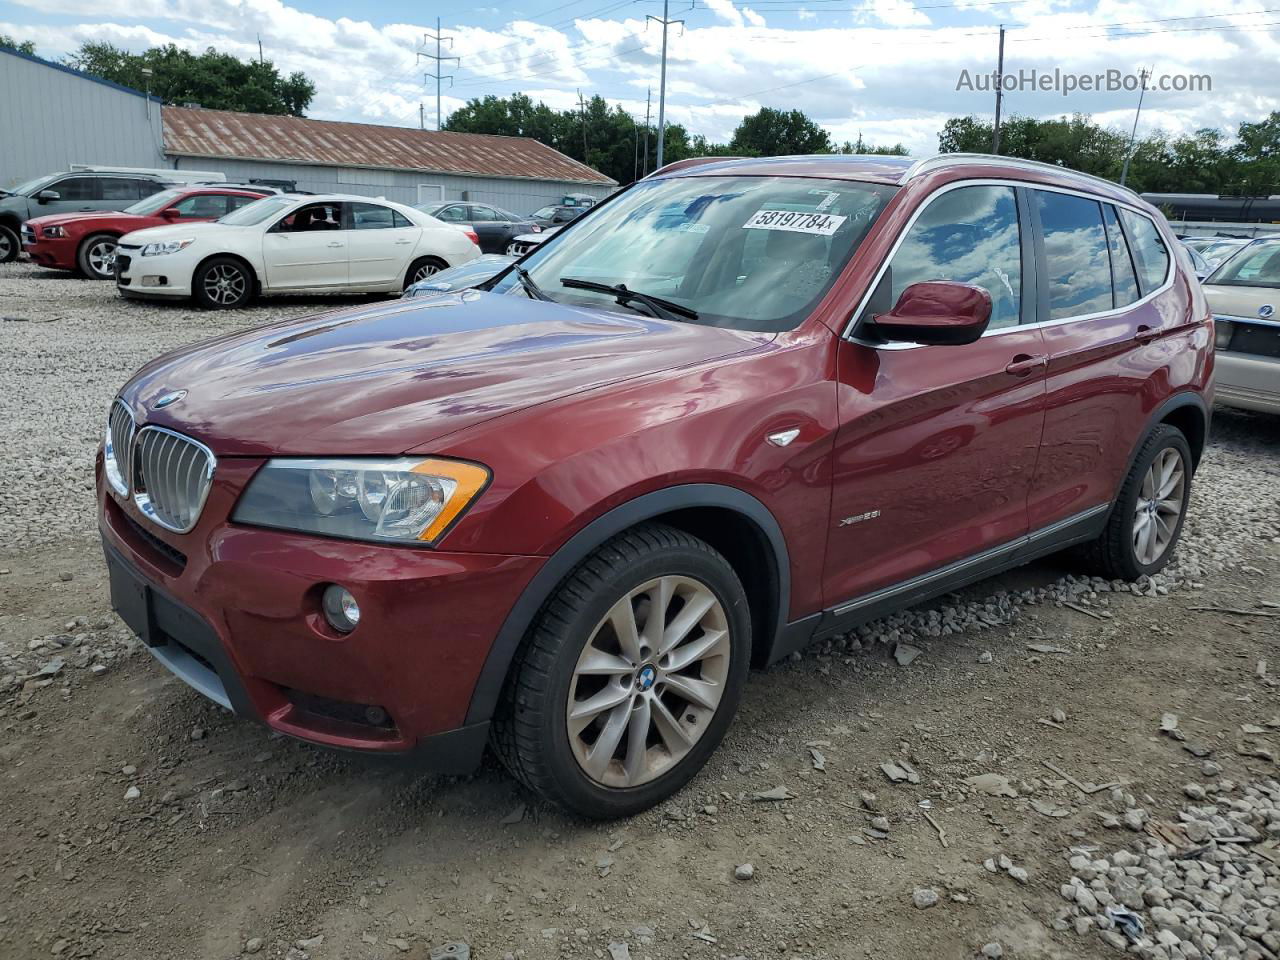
841 177 1176 350
132 425 217 534
1214 313 1280 330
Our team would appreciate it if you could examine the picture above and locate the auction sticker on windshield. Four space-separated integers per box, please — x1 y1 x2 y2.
743 209 847 235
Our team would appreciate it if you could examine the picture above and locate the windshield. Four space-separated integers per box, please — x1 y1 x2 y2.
510 176 896 332
1205 242 1280 287
218 195 294 226
531 206 557 219
12 174 57 197
125 189 183 216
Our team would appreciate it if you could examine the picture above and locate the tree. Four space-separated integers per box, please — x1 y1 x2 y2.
729 107 832 156
0 34 36 55
65 42 315 116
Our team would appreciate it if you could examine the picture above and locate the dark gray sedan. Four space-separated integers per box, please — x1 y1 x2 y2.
415 201 543 254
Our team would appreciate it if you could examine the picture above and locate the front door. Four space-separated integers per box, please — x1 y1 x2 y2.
346 201 419 288
263 201 350 290
40 175 103 215
825 182 1048 606
468 205 510 254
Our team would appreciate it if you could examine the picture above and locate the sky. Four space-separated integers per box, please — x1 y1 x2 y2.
1 0 1277 155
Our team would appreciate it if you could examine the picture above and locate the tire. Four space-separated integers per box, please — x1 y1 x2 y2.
1080 424 1193 580
404 256 447 291
0 223 18 263
76 233 119 280
492 523 752 819
192 256 254 310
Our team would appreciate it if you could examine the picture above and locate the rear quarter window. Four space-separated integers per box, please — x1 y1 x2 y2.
1118 208 1171 294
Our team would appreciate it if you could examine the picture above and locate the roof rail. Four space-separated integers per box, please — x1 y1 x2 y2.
901 153 1138 198
645 156 746 179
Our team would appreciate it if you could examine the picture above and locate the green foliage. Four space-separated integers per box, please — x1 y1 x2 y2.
0 34 37 55
65 42 315 116
729 107 833 156
939 111 1280 196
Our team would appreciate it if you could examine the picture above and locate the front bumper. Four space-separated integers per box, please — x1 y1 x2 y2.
23 234 76 270
98 455 544 770
1215 350 1280 414
115 247 193 297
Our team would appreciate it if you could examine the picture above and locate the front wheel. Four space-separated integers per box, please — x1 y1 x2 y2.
77 233 119 280
0 223 18 263
192 256 254 310
492 524 751 818
1081 424 1192 580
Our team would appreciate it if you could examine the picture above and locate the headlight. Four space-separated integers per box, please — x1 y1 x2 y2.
141 238 195 257
1214 318 1234 350
232 457 490 545
43 225 66 239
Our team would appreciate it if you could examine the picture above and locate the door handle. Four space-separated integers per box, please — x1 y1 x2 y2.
326 241 344 248
1005 354 1048 376
1134 324 1160 343
394 239 412 245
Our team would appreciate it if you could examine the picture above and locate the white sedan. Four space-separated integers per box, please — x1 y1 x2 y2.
115 194 480 309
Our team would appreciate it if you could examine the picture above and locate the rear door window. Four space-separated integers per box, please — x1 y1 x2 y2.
1102 204 1140 308
349 202 397 230
100 178 141 201
876 184 1023 330
1118 209 1171 294
172 194 233 218
1033 190 1113 320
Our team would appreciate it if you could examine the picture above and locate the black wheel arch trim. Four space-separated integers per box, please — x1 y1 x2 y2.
1131 391 1209 474
463 483 792 727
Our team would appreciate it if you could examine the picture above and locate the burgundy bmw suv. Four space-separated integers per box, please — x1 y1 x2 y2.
98 154 1213 817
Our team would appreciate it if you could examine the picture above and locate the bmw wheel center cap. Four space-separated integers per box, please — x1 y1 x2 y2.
637 665 657 691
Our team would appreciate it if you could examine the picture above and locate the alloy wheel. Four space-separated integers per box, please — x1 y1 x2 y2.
87 239 117 278
412 262 442 284
1133 447 1185 565
0 231 12 260
204 264 247 306
566 575 731 788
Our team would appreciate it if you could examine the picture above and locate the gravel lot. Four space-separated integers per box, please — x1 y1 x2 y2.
1 260 1278 960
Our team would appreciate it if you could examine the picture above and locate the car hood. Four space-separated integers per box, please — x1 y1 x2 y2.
1204 284 1280 318
28 211 143 229
120 221 248 244
121 290 772 456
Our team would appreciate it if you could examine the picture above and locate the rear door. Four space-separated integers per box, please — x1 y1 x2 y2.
1025 190 1173 531
826 182 1048 605
263 200 350 290
346 202 420 288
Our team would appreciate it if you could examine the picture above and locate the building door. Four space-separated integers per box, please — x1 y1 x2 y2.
417 184 444 204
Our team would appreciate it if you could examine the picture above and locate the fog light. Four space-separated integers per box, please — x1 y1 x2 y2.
322 584 360 633
364 705 389 726
141 275 168 287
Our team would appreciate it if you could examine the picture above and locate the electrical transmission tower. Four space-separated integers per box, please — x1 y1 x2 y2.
418 18 458 131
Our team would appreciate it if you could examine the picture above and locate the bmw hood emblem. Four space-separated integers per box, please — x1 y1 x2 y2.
1260 304 1275 320
154 389 187 409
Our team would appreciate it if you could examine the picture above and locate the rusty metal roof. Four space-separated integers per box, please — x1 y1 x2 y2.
162 106 616 186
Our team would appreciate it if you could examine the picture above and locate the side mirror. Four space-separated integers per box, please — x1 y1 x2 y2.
872 281 992 346
160 207 181 219
36 190 60 203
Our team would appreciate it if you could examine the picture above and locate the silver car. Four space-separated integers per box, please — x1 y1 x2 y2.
1203 238 1280 414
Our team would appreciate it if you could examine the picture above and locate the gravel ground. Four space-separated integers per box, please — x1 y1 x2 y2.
1 260 1278 960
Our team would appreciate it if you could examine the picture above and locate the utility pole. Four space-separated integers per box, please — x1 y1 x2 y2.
419 103 425 130
642 87 651 176
577 89 588 158
418 18 458 131
647 1 683 170
1120 67 1151 187
992 24 1005 154
257 34 264 65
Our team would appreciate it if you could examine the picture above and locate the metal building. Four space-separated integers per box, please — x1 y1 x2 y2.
0 47 165 187
2 48 616 214
161 107 616 213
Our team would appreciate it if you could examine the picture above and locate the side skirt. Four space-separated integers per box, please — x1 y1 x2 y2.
766 503 1110 663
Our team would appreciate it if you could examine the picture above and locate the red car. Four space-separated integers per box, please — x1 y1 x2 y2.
23 186 272 280
97 154 1213 817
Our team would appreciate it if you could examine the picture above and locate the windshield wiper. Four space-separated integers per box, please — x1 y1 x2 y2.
560 277 699 322
512 263 554 301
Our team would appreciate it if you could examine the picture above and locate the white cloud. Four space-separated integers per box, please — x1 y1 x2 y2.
857 0 931 28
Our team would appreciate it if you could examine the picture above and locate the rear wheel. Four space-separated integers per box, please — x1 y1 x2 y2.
1080 424 1192 580
404 256 447 291
192 257 254 310
492 524 751 818
77 233 119 280
0 223 18 263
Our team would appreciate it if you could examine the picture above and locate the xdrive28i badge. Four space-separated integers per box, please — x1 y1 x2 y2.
154 390 187 409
